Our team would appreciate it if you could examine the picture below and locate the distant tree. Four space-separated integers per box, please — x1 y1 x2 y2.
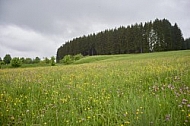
56 19 185 62
172 23 183 50
33 57 41 63
3 54 12 64
50 56 55 66
0 57 4 69
20 57 25 63
25 58 33 64
44 57 50 64
11 57 22 67
184 38 190 49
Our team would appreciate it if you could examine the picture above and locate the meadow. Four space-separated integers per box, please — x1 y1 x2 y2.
0 50 190 126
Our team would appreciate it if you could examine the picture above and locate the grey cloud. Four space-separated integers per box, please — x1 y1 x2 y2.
0 0 190 58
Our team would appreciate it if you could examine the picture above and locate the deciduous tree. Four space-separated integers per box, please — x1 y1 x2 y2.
3 54 12 64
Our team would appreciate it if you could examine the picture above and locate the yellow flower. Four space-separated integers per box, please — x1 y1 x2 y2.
125 121 130 124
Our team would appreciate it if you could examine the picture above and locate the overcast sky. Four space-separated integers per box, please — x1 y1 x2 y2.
0 0 189 59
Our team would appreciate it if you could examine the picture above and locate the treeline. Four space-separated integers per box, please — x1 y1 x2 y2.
57 18 190 62
0 54 55 68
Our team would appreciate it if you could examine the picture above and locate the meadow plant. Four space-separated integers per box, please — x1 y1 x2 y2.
0 51 190 125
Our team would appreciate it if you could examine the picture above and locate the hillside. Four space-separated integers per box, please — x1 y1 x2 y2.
74 50 190 64
56 18 189 62
1 50 190 125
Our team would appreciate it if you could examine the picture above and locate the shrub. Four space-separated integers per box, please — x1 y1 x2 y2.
50 56 55 66
60 54 84 65
11 57 22 67
73 53 83 61
61 55 73 64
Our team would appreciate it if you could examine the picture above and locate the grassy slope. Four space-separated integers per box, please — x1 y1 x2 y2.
0 50 190 125
74 50 190 64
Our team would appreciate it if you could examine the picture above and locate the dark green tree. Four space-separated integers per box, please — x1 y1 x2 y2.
184 38 190 49
0 57 4 69
56 19 185 62
33 57 41 63
44 57 50 64
20 57 25 63
25 58 33 64
3 54 12 64
172 23 184 50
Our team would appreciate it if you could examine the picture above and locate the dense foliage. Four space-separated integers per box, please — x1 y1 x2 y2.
10 57 22 68
3 54 12 64
0 54 56 68
50 56 55 66
185 38 190 49
57 19 188 62
60 54 83 64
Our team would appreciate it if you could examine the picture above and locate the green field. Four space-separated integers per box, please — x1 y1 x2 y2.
0 50 190 126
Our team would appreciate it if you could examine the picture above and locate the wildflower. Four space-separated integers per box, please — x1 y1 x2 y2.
178 105 182 108
124 112 128 117
125 121 130 124
165 114 170 121
182 99 188 102
182 101 187 105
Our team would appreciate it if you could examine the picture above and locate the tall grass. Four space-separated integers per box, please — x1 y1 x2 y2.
0 51 190 125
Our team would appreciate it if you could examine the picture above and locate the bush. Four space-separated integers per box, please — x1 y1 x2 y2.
11 57 22 67
60 54 84 65
73 53 83 61
0 61 5 69
61 55 73 64
50 56 55 66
